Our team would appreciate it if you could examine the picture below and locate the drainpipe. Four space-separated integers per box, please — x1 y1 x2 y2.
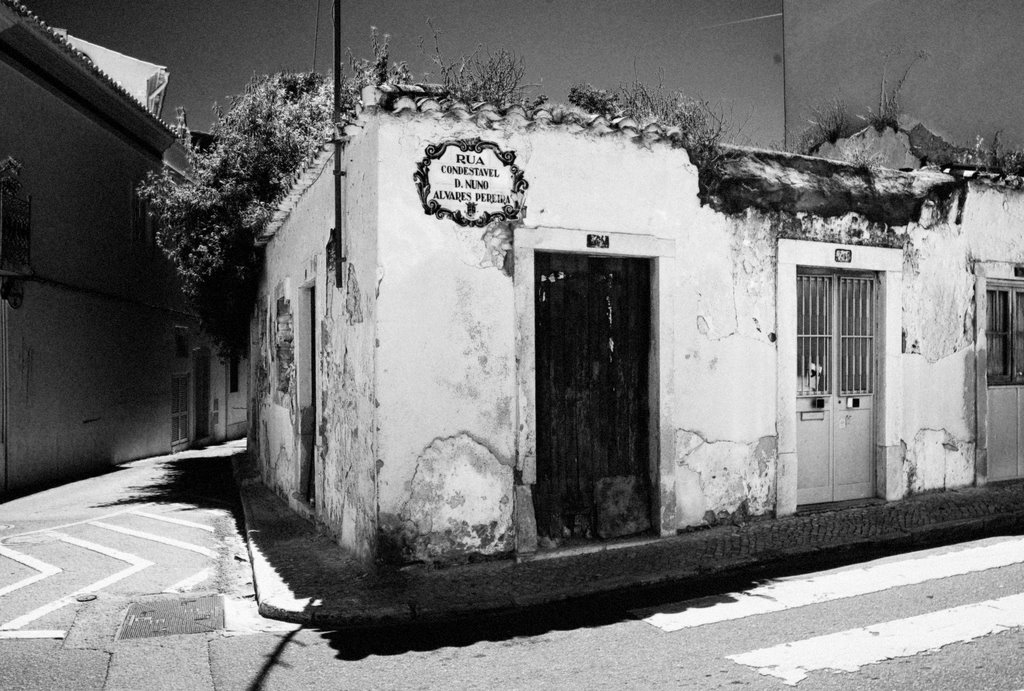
332 0 345 288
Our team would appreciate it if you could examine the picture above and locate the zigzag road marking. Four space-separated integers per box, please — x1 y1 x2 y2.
164 567 213 593
0 509 132 542
130 510 215 533
642 537 1024 631
0 545 62 598
0 630 66 639
89 521 216 558
728 592 1024 685
0 532 152 633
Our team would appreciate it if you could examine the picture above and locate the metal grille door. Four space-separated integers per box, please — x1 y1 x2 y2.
796 272 876 504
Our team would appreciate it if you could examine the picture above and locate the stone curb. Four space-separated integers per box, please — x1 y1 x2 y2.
233 456 1024 630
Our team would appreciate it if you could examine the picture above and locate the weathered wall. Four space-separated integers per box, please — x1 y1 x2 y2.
253 130 379 561
371 115 780 560
669 209 779 528
256 99 1024 565
898 205 976 496
374 117 517 563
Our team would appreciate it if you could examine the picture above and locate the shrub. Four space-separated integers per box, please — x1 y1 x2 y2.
986 131 1024 176
865 48 928 133
567 77 727 172
420 22 534 106
567 83 620 118
348 27 412 90
795 98 854 154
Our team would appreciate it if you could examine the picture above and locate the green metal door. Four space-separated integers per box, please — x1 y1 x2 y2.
796 271 876 505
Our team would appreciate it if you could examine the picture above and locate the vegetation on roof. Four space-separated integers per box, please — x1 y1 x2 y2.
139 30 737 352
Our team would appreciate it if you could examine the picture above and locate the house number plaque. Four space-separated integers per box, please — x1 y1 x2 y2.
835 248 852 263
414 138 528 227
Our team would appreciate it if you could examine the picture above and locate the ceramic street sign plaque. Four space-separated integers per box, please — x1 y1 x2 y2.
415 138 527 227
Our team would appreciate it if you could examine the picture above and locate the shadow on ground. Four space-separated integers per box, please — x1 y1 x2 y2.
309 531 1024 662
94 441 246 514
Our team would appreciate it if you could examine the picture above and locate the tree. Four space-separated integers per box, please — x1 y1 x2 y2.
141 29 413 354
140 73 334 354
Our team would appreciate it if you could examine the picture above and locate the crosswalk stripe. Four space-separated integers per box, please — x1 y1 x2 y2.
0 533 152 631
88 521 217 558
0 545 62 598
130 510 215 533
728 592 1024 685
642 537 1024 631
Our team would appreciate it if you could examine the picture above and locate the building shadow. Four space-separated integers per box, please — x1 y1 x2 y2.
93 440 248 528
313 576 759 661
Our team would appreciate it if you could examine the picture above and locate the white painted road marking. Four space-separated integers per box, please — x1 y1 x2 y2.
0 545 62 598
0 630 66 639
0 533 152 632
164 568 213 593
130 510 215 533
642 538 1024 631
89 521 217 558
728 592 1024 685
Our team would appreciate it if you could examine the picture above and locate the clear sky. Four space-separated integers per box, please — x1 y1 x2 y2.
27 0 784 145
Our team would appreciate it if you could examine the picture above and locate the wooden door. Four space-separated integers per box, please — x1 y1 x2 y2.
534 252 651 541
193 351 210 440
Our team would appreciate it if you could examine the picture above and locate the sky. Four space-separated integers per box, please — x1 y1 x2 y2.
26 0 784 146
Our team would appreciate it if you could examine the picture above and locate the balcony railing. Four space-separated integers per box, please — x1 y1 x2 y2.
0 188 30 273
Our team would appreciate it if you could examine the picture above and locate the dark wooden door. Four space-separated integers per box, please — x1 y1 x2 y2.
193 351 210 439
534 252 651 541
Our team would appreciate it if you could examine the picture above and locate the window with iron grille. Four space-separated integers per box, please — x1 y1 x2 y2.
986 285 1024 385
0 186 30 272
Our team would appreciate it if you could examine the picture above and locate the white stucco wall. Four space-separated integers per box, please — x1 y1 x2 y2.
371 115 779 559
253 130 379 561
256 101 1024 565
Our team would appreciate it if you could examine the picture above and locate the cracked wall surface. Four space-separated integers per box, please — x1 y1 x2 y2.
255 106 1024 564
252 126 380 562
664 430 777 528
378 434 513 563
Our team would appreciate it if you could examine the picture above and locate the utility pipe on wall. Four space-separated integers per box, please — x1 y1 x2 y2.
332 0 345 288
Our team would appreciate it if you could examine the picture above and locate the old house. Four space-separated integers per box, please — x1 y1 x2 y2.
252 83 1024 565
0 1 247 496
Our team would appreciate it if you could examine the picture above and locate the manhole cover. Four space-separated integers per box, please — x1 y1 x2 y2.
118 595 224 640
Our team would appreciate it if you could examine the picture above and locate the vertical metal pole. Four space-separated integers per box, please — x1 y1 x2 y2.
333 0 345 288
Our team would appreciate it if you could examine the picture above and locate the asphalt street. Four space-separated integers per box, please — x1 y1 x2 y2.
2 442 1024 689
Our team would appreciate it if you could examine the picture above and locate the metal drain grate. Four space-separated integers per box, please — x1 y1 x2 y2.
118 595 224 640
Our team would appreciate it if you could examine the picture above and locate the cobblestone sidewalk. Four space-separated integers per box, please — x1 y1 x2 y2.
235 459 1024 630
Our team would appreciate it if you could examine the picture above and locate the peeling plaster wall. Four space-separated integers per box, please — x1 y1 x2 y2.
374 117 517 563
895 211 976 496
256 106 1024 564
253 126 379 562
371 115 781 556
666 209 779 530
